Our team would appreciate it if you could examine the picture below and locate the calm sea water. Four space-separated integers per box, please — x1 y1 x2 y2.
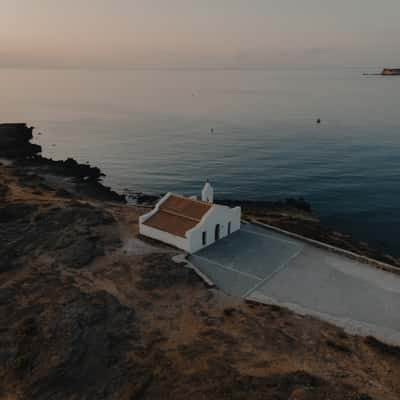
1 68 399 255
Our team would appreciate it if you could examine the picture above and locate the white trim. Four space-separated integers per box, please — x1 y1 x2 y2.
139 223 189 252
139 192 172 224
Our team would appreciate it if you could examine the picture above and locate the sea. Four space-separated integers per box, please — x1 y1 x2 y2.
1 67 399 255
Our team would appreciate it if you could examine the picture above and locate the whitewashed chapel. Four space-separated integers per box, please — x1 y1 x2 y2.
139 182 241 253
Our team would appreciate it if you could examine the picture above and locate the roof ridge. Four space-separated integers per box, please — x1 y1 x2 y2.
161 208 200 222
169 193 213 207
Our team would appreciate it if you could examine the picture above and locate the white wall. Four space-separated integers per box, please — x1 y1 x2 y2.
187 205 241 253
139 223 190 252
139 192 192 251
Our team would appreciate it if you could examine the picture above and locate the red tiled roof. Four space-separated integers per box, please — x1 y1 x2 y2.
143 194 212 238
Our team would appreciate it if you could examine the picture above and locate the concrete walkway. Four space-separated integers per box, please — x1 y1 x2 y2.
189 223 400 345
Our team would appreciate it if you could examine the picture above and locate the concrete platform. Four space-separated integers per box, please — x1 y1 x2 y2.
189 223 400 345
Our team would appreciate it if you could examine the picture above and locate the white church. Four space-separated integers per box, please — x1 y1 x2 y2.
139 182 241 253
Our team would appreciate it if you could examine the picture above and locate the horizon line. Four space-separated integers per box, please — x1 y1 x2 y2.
0 64 384 72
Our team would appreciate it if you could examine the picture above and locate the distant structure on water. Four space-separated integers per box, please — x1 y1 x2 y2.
139 181 241 253
363 68 400 76
381 68 400 76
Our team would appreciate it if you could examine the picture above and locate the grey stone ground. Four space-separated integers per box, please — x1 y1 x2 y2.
189 223 400 344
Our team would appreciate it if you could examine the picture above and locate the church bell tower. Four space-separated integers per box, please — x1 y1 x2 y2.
201 180 214 203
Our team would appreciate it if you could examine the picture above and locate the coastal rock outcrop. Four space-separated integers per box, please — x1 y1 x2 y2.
18 156 105 181
0 122 126 202
0 123 41 158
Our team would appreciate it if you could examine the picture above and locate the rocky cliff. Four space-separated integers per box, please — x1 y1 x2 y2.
0 123 41 158
0 123 125 203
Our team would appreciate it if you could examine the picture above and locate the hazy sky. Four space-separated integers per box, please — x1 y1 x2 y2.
1 0 400 68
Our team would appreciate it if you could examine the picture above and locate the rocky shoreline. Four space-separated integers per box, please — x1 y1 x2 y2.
2 123 400 399
3 123 398 267
0 123 126 203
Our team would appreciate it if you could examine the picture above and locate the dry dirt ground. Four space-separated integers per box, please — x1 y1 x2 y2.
1 163 400 400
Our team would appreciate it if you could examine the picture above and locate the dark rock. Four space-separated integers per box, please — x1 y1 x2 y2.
17 156 104 182
218 196 312 214
223 307 236 317
130 192 161 205
365 336 400 360
15 156 126 203
0 123 41 158
0 203 38 223
54 188 73 198
137 193 161 204
76 180 126 203
284 197 311 212
0 182 8 198
1 122 126 203
326 339 352 354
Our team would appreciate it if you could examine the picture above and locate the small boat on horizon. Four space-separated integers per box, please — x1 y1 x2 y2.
363 68 400 76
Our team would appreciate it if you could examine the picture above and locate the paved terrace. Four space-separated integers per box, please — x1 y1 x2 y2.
189 223 400 345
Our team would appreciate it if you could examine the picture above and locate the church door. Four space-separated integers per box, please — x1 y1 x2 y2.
215 224 221 241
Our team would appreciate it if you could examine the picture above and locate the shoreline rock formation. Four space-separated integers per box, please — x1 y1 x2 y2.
2 122 398 265
0 123 126 203
0 123 41 158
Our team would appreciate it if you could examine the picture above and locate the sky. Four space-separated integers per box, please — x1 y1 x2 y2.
1 0 400 69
